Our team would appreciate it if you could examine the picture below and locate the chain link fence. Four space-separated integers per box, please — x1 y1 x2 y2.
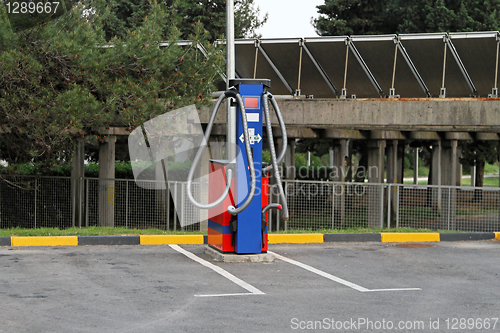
394 184 500 232
0 175 499 232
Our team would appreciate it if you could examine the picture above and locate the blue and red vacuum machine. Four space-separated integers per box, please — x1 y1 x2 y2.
187 79 288 254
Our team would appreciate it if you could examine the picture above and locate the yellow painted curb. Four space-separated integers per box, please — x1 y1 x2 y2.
140 235 204 245
268 234 324 244
381 233 440 243
11 236 78 247
495 232 500 240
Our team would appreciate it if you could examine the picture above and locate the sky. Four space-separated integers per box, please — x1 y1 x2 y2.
252 0 325 38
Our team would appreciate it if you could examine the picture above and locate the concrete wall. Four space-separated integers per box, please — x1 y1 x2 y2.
199 99 500 132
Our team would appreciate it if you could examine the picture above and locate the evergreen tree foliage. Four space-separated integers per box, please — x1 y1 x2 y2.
1 0 76 32
0 0 224 165
101 0 268 42
314 0 500 35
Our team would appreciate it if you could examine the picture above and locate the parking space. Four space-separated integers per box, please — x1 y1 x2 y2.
1 241 499 332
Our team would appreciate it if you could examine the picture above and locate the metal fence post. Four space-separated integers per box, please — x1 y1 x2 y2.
283 181 288 231
181 184 185 231
276 184 280 231
173 182 177 231
85 178 89 228
387 184 392 229
125 180 129 229
78 177 83 228
167 181 170 230
35 178 38 229
447 187 451 230
269 185 273 232
395 185 400 228
331 183 335 229
380 184 384 229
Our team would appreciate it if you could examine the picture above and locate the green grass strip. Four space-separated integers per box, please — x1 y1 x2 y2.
274 227 464 234
0 227 204 237
0 226 466 237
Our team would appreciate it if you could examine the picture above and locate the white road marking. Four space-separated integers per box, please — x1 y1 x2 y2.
169 245 265 297
270 251 421 293
195 293 261 297
368 288 422 292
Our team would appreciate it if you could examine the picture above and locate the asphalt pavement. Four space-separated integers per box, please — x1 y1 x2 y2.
0 241 499 332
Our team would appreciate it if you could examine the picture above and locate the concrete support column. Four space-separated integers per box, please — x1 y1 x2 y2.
155 160 169 229
431 141 442 186
99 136 116 227
71 137 85 228
331 139 346 227
284 138 296 180
428 141 442 215
367 140 386 183
209 136 224 160
329 147 334 168
413 148 419 184
441 140 458 230
456 147 462 186
269 138 284 231
386 140 400 227
397 141 405 184
442 140 458 186
386 140 398 184
367 140 386 228
333 139 347 182
346 139 354 182
471 165 476 187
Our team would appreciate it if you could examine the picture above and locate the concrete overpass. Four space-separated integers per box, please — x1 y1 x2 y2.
199 97 500 187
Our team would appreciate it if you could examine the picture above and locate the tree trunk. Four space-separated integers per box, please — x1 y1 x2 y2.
473 159 485 202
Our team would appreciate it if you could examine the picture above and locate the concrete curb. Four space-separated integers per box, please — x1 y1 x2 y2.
268 234 324 244
324 233 381 243
0 232 498 247
439 232 496 242
79 236 140 246
0 237 11 246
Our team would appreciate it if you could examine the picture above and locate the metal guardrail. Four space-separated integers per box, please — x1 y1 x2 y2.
0 175 498 232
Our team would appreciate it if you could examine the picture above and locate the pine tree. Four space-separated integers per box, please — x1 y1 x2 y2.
0 0 223 165
101 0 268 42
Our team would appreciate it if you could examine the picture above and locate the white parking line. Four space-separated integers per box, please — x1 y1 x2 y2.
169 245 265 297
269 251 421 293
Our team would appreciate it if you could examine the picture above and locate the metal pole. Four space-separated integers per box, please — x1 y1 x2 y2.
181 184 185 230
125 180 129 228
167 181 170 229
495 41 499 92
447 187 451 230
442 43 447 88
78 177 83 228
269 185 273 231
85 179 89 228
395 185 400 228
226 0 236 161
331 184 335 229
391 44 397 90
387 184 391 229
296 43 303 96
342 43 349 97
413 148 419 184
380 185 384 229
173 182 177 231
253 46 259 79
35 178 38 229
